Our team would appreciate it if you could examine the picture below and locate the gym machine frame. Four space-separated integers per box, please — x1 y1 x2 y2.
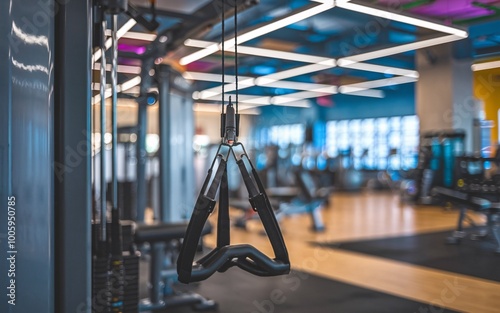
92 1 139 313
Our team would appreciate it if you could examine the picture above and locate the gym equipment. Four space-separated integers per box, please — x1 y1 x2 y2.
432 156 500 253
276 170 327 232
432 186 500 253
135 222 216 311
177 101 290 282
233 169 328 233
177 1 290 283
414 130 465 204
125 1 159 31
335 148 364 191
454 156 500 194
92 2 142 312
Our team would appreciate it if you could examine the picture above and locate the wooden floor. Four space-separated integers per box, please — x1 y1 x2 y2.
201 191 500 313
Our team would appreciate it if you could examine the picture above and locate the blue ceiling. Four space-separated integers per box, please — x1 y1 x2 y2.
125 0 500 104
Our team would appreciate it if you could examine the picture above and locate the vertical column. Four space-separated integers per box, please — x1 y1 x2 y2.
452 59 480 153
416 44 454 132
416 44 479 153
136 98 148 221
158 65 171 222
54 0 92 312
158 65 195 222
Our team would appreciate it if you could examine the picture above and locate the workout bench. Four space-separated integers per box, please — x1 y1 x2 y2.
432 186 500 253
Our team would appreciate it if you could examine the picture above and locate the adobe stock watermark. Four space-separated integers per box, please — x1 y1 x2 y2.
249 246 333 313
53 129 93 182
413 277 468 313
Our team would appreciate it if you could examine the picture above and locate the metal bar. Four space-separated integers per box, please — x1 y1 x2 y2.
100 14 108 241
136 103 147 222
54 0 92 311
158 65 170 222
111 15 118 210
150 243 165 304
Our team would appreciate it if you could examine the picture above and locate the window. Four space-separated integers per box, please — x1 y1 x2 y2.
325 115 420 170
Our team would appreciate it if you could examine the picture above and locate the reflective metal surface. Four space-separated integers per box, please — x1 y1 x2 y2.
0 0 54 312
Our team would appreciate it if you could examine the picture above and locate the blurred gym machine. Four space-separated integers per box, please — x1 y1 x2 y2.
334 148 364 192
276 170 327 231
473 118 495 157
433 154 500 253
233 168 327 232
234 140 329 232
406 130 466 204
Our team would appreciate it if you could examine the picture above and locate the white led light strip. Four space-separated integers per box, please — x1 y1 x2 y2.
92 76 142 104
182 0 469 105
337 61 418 77
185 39 332 64
471 60 500 72
335 0 467 38
339 76 418 91
339 35 462 64
93 63 142 75
183 72 253 83
340 88 385 98
179 1 335 65
105 30 157 41
185 39 419 79
93 19 138 63
194 103 262 114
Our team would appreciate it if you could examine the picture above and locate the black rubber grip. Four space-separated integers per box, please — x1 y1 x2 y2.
177 143 290 284
177 196 214 283
237 159 259 197
217 168 230 247
206 159 227 200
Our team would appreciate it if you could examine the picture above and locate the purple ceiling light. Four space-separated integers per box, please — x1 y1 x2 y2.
118 43 147 55
374 0 499 20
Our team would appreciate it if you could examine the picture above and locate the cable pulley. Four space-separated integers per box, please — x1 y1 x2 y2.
177 0 290 284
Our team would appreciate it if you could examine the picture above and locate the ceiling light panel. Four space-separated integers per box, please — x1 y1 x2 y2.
337 61 418 77
339 87 385 98
339 35 461 63
341 76 418 90
179 1 335 65
471 60 500 72
183 72 253 83
335 0 467 38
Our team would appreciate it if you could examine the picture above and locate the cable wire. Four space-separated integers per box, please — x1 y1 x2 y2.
234 2 238 113
221 0 225 114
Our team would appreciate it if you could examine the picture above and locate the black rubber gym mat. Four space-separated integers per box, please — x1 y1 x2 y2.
151 268 459 313
314 229 500 282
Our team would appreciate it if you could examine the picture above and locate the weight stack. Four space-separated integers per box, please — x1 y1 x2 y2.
92 222 139 312
110 256 125 313
92 256 111 313
122 253 140 313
